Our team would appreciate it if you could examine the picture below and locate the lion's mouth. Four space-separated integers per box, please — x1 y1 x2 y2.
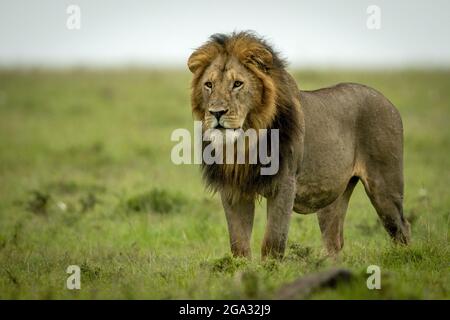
214 124 242 130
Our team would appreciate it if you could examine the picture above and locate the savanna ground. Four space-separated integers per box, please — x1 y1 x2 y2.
0 68 449 299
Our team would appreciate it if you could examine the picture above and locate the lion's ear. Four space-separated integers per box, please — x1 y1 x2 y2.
187 51 203 73
187 43 221 73
241 46 273 72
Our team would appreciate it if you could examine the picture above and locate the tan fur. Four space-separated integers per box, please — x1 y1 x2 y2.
188 32 410 259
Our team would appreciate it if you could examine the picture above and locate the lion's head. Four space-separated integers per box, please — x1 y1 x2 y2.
187 32 304 199
188 32 289 132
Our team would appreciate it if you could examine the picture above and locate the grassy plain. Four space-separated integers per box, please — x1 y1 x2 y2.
0 69 448 299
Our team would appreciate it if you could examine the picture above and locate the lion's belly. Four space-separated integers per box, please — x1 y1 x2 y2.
292 133 355 214
293 90 358 214
293 139 355 214
293 162 353 214
293 179 348 214
292 141 355 214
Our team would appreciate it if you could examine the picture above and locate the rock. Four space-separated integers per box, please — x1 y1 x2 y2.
276 268 354 299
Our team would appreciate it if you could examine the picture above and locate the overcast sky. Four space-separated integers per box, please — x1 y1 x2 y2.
1 0 449 68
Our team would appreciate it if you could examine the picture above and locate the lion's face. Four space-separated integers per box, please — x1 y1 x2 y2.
200 55 263 131
188 33 279 133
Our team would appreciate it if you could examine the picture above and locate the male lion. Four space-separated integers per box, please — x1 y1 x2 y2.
187 32 411 259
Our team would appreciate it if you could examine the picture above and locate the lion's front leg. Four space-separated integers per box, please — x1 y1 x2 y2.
262 176 296 259
221 193 255 258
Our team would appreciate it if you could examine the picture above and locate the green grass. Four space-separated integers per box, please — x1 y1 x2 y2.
0 68 449 299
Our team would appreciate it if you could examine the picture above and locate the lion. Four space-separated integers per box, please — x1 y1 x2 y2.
187 32 411 259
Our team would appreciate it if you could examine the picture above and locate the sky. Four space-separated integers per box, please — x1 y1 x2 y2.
0 0 449 68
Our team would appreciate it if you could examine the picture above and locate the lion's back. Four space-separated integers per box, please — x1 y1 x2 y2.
300 82 402 147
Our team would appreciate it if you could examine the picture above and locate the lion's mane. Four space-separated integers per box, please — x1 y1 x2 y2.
188 32 304 201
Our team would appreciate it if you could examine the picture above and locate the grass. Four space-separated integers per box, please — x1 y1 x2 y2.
0 68 449 299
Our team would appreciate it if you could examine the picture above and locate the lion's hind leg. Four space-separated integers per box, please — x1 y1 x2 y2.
360 168 411 245
355 93 410 245
317 177 358 256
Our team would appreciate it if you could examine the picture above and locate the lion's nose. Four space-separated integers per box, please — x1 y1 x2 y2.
209 109 228 121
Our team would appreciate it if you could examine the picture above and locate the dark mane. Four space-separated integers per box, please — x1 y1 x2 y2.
202 98 302 200
190 31 304 201
209 31 288 70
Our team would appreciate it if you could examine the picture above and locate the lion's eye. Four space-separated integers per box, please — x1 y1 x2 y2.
205 81 212 89
233 81 243 88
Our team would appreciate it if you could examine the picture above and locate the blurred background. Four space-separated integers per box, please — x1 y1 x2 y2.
0 0 449 299
1 0 450 69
